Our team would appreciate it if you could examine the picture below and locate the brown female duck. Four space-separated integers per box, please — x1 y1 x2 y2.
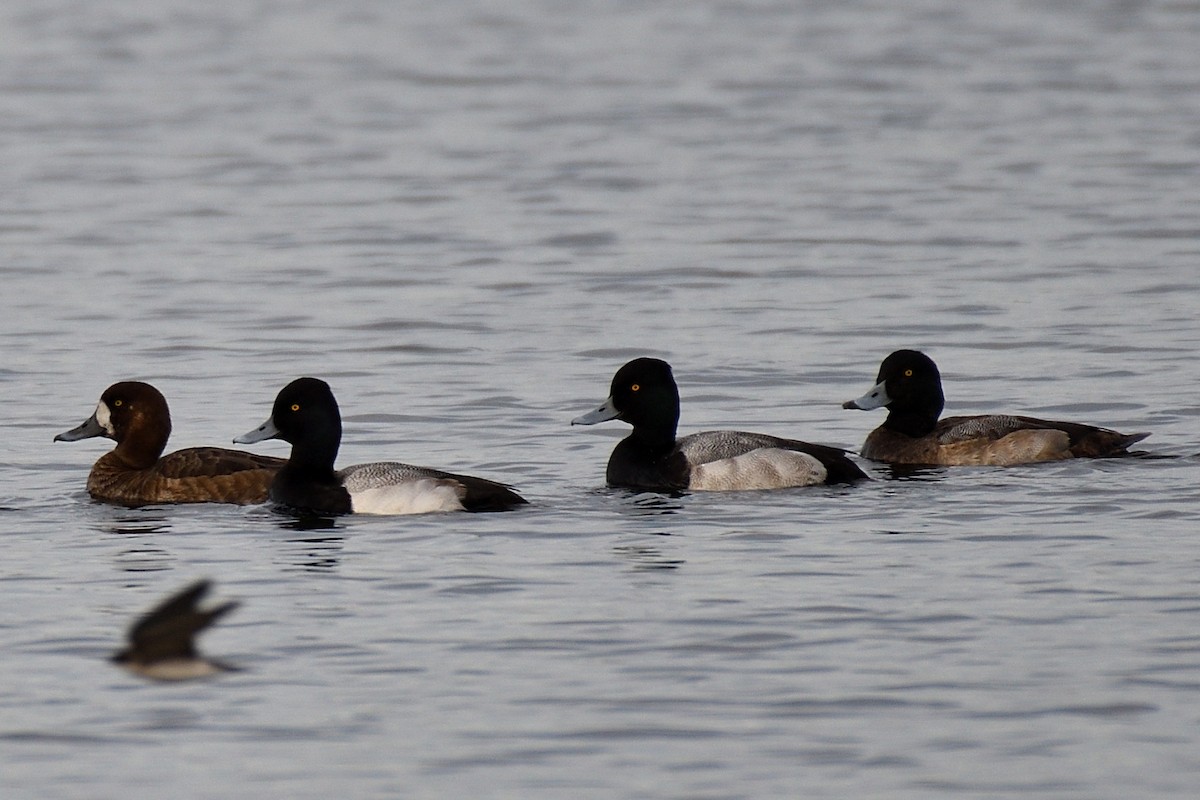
56 381 284 505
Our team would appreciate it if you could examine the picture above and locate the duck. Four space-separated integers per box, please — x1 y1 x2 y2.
112 579 239 681
842 349 1150 466
571 357 867 491
55 381 285 505
233 377 527 515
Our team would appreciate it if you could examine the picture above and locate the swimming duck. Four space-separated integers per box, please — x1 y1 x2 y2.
55 381 285 505
112 579 239 681
572 357 867 491
234 377 527 515
843 349 1150 465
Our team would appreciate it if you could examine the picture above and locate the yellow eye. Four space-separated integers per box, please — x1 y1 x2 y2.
630 384 640 392
290 403 300 412
113 399 123 407
903 369 913 377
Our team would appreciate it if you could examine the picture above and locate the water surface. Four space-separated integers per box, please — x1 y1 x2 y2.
3 1 1200 798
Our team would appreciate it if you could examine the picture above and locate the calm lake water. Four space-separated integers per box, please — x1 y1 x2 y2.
3 0 1200 797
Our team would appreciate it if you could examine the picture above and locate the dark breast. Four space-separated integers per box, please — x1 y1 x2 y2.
268 474 353 515
860 427 943 465
605 439 691 491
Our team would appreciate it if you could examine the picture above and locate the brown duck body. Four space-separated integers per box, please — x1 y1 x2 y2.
845 351 1149 467
859 413 1149 466
57 381 285 506
85 447 284 505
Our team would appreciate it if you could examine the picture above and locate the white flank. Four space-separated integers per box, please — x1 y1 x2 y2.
350 479 466 515
689 448 828 491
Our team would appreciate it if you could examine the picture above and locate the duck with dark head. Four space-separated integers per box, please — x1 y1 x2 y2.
843 349 1149 466
236 377 527 516
573 357 867 491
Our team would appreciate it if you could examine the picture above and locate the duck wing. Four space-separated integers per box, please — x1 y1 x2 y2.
679 431 866 483
936 415 1149 456
936 415 1032 444
156 447 286 478
339 462 526 512
126 580 238 662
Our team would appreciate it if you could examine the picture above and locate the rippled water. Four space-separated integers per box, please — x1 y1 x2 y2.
3 1 1200 797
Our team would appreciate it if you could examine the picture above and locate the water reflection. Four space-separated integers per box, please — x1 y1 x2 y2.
623 491 686 516
613 542 684 571
113 545 174 574
576 487 686 515
96 511 173 537
279 535 344 573
276 513 342 532
873 464 950 482
619 546 686 573
137 708 204 732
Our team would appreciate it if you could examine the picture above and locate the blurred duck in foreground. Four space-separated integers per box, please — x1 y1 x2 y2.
112 580 239 681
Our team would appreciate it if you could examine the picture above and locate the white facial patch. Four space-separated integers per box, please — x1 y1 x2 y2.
95 401 116 436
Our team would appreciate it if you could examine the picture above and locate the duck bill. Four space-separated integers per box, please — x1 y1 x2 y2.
54 410 109 442
571 396 620 426
842 381 891 411
234 416 281 444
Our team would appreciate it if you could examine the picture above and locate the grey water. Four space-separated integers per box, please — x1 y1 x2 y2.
3 0 1200 797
